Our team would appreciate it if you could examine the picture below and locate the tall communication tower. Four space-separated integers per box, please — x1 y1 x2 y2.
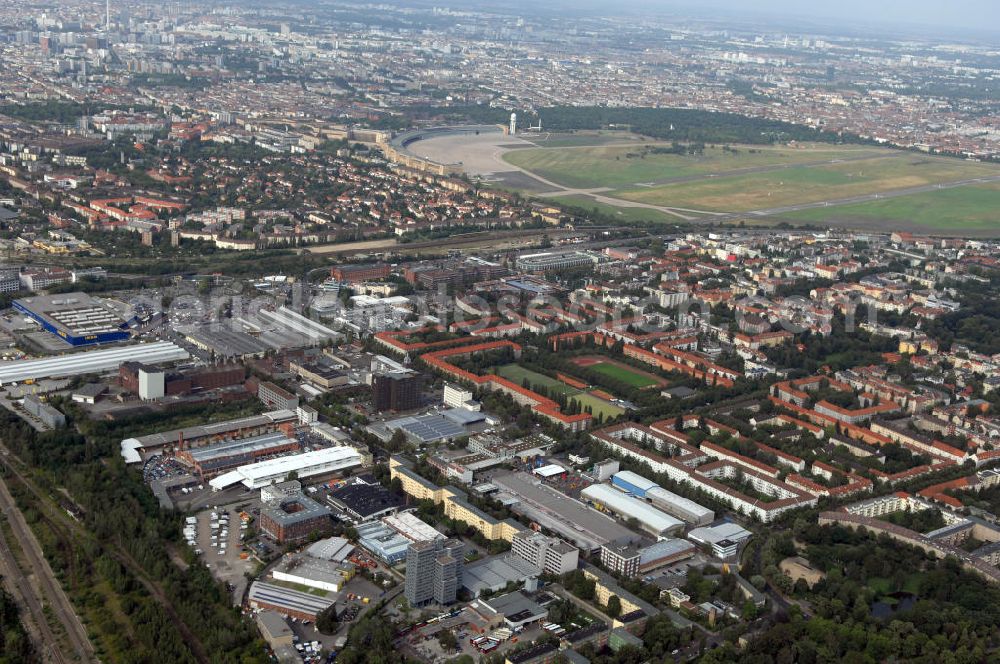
106 0 111 31
509 112 517 136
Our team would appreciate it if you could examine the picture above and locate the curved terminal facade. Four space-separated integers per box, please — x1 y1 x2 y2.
383 124 505 175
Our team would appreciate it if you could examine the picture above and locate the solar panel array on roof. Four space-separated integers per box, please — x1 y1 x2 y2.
248 581 335 615
385 413 466 443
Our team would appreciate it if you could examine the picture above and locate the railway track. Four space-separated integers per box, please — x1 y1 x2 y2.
0 465 93 663
0 444 214 664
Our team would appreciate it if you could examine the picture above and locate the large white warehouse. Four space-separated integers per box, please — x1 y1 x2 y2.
209 447 363 491
581 483 683 536
0 341 189 384
612 470 714 525
647 486 715 526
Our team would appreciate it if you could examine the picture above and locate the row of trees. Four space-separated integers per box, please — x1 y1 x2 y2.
396 104 864 146
0 400 270 663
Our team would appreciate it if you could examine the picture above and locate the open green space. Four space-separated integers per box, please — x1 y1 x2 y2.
778 181 1000 231
494 364 623 420
271 579 331 597
494 364 579 398
503 142 888 190
573 392 625 420
614 155 1000 212
586 362 661 388
547 194 687 224
505 139 1000 231
518 130 646 148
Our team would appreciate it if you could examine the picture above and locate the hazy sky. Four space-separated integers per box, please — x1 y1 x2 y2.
475 0 1000 37
676 0 1000 34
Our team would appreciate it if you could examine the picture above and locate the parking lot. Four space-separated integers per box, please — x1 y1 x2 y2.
193 505 257 605
644 551 712 580
281 574 388 654
401 613 547 663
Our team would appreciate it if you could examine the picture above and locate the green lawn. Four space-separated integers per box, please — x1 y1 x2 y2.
503 143 888 190
271 579 331 597
547 193 689 224
495 364 624 420
614 155 1000 212
587 362 661 388
519 130 643 148
495 364 579 398
778 181 1000 232
573 392 625 420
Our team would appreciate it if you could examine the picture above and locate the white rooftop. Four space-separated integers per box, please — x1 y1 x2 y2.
382 511 443 543
533 463 565 478
646 486 714 520
209 447 362 490
688 522 752 546
612 470 658 492
0 341 189 384
581 483 683 534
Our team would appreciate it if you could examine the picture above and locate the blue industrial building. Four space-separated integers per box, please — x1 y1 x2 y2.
14 294 131 347
611 470 658 498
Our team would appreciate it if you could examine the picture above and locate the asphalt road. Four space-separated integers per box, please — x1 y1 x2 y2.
0 467 95 663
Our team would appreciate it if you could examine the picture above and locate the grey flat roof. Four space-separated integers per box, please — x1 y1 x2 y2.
126 409 297 449
383 413 467 443
639 538 695 565
262 493 332 527
183 325 271 356
484 590 547 620
187 431 295 463
463 555 541 596
256 610 292 638
72 382 107 397
15 293 126 336
492 471 636 552
275 555 349 586
305 537 355 562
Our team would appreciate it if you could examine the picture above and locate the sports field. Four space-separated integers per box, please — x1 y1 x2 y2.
495 364 577 397
778 181 1000 232
495 364 624 419
571 356 665 389
503 143 888 190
